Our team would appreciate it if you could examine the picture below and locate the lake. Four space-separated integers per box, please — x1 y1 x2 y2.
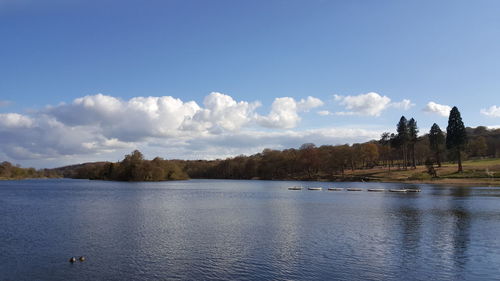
1 179 500 280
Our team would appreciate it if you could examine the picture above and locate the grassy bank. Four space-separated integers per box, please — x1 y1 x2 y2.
342 158 500 186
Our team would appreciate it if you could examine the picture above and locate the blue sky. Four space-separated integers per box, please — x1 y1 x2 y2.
1 0 500 168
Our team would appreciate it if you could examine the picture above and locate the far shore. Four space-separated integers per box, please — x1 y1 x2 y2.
1 177 499 186
2 158 500 187
2 176 500 187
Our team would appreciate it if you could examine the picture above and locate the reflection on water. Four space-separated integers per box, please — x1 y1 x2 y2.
1 179 500 280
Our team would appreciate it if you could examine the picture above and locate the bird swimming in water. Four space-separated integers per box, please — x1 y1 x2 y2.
69 257 76 263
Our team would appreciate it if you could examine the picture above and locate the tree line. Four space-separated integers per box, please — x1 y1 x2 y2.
55 150 188 181
0 161 60 179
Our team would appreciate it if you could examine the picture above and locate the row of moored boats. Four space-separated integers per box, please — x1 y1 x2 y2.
288 186 421 192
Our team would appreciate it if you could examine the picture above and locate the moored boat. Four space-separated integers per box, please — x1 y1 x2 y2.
367 188 385 192
288 186 302 190
346 188 362 191
308 187 322 191
389 189 408 192
328 187 343 191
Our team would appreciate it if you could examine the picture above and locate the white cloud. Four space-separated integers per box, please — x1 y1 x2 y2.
333 92 413 116
480 105 500 117
1 93 329 165
0 113 132 160
256 96 323 129
48 94 202 140
423 101 452 117
49 92 264 139
256 97 300 129
182 92 260 133
390 99 415 110
333 92 391 116
0 113 33 128
297 96 324 111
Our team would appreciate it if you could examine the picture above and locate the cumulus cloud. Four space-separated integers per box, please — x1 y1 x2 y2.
334 92 391 116
423 101 452 117
0 113 133 160
182 92 260 133
256 96 323 129
297 96 324 111
480 105 500 117
257 97 300 129
333 92 413 116
0 113 33 128
334 92 389 116
48 94 201 140
1 93 328 164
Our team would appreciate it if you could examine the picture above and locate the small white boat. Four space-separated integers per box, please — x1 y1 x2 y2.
346 188 362 191
406 189 421 192
328 187 343 191
308 187 322 191
367 188 385 192
389 189 408 192
288 186 302 190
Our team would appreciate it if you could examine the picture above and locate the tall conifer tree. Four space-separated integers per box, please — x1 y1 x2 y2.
429 123 444 167
396 116 409 169
446 107 467 172
408 118 418 168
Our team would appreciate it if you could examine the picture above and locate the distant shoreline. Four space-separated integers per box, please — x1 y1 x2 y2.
3 176 499 187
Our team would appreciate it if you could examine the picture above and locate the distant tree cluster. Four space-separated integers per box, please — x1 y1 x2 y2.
380 107 468 173
63 150 188 181
181 142 382 180
0 161 59 179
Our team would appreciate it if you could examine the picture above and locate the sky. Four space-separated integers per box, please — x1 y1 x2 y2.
1 0 500 168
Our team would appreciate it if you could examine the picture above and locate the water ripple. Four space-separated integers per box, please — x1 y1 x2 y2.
1 179 500 280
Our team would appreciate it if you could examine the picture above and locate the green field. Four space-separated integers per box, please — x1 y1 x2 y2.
344 157 500 186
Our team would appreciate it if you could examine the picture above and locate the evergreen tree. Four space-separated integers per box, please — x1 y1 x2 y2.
396 116 409 169
408 118 418 168
446 107 467 172
428 123 445 167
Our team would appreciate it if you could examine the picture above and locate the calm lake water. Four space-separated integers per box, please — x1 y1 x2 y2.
1 179 500 280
